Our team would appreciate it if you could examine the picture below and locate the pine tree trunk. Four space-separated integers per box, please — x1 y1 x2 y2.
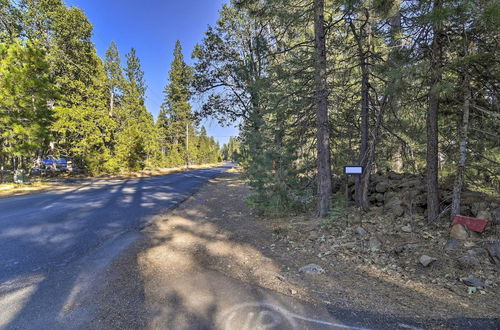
426 0 443 222
314 0 332 217
350 10 371 211
451 73 471 219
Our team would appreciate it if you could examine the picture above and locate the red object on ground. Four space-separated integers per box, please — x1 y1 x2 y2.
451 215 489 233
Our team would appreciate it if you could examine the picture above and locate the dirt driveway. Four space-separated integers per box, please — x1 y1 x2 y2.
85 172 499 329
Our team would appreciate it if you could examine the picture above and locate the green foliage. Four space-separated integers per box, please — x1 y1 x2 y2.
0 40 54 167
193 0 500 217
0 1 220 178
321 191 348 229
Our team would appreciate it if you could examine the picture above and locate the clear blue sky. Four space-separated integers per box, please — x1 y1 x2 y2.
65 0 238 145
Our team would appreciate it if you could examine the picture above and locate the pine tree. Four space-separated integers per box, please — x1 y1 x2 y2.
104 41 124 118
0 40 54 171
116 48 159 171
158 40 193 167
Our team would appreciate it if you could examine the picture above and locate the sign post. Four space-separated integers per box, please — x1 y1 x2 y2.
343 166 364 204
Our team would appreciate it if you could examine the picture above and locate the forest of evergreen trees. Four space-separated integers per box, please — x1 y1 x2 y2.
1 0 499 222
192 0 499 220
0 0 221 178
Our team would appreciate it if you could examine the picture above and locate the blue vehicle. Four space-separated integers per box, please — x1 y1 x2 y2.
31 157 74 175
40 157 68 171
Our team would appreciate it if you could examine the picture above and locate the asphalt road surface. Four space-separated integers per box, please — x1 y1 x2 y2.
0 165 231 329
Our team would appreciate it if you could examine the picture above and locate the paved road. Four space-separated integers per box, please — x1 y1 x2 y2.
0 165 231 328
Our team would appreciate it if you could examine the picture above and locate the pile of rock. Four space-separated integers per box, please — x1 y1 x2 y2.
345 171 500 221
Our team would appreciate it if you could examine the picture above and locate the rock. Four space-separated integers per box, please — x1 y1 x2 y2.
492 208 500 225
458 204 472 216
414 194 426 206
471 201 489 217
457 255 480 268
368 236 382 251
275 274 287 281
355 227 368 237
469 231 481 239
419 255 437 267
485 240 500 266
467 248 488 256
476 210 492 221
460 277 485 288
401 225 412 233
384 191 396 203
391 205 405 218
299 264 325 275
375 181 389 193
290 289 297 295
308 231 320 241
450 224 468 240
444 239 462 252
389 172 404 180
370 173 384 183
398 178 421 189
385 196 401 208
375 193 384 202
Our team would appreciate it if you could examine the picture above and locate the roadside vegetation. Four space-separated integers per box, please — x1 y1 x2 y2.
0 0 223 180
192 0 499 222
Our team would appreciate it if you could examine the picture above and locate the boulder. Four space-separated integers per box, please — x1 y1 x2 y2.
492 208 500 225
459 204 473 216
368 236 382 251
444 239 462 252
471 201 489 217
375 193 384 202
308 231 320 241
299 264 325 275
476 210 492 222
385 196 401 208
460 277 485 288
467 248 488 256
419 255 437 267
401 225 412 233
457 255 480 269
371 173 384 183
355 227 368 237
384 191 396 202
390 205 405 218
450 224 468 240
398 179 422 189
485 240 500 266
375 181 389 193
389 172 404 180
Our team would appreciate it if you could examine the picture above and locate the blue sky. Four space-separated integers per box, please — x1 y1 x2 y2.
66 0 238 145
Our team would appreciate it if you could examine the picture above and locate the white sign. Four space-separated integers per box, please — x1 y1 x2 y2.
344 166 363 175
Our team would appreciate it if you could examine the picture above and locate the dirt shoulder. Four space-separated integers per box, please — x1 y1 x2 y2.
0 163 223 198
87 171 498 329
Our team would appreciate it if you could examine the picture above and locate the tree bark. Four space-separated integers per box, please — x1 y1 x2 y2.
314 0 332 217
451 71 471 219
426 0 443 222
350 10 371 211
